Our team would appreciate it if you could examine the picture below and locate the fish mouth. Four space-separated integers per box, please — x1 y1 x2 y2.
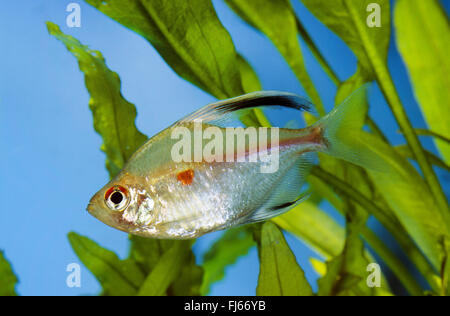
86 203 94 213
86 200 135 232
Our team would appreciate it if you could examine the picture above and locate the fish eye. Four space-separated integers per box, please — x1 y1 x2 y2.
104 185 129 211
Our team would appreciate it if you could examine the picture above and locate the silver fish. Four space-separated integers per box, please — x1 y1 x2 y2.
87 87 380 239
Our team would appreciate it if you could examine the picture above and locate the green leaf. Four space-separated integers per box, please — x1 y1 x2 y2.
137 241 192 296
362 133 450 270
394 0 450 163
413 129 450 146
301 0 390 79
128 235 173 275
128 236 203 295
226 0 324 115
46 22 147 178
335 66 371 105
272 201 345 258
312 166 440 294
302 0 450 266
441 238 450 296
396 145 450 172
169 250 204 296
255 222 313 296
318 202 373 296
201 227 255 295
85 0 244 99
237 54 262 93
335 0 449 217
300 0 389 141
236 54 272 127
0 251 18 296
68 232 145 296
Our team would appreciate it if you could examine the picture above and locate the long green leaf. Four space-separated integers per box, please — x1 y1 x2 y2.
128 236 203 296
46 22 147 178
301 0 390 79
137 241 191 296
413 129 450 146
300 0 388 138
0 251 18 296
294 16 340 85
363 135 449 270
317 210 373 296
272 201 345 258
301 0 450 268
396 145 450 172
68 232 144 296
236 54 272 127
312 166 440 292
128 236 173 275
340 0 449 218
85 0 244 99
201 227 255 295
237 54 262 93
255 222 313 296
226 0 324 115
394 0 450 163
169 250 203 296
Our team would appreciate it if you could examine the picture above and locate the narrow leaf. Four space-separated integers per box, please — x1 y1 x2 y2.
169 250 203 296
395 0 450 163
256 222 313 296
128 236 203 296
237 54 262 93
272 201 345 258
226 0 324 115
362 133 450 269
201 227 255 295
301 0 390 79
46 22 147 178
85 0 244 99
413 129 450 145
0 251 18 296
318 203 373 296
236 54 271 127
68 232 144 296
137 241 191 296
396 145 450 172
128 235 173 275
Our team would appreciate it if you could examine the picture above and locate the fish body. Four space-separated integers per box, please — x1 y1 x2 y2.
88 88 380 239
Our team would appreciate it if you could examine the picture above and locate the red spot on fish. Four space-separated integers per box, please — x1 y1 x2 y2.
177 169 195 185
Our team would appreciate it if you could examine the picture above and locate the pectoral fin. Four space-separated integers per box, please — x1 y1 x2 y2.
239 152 315 225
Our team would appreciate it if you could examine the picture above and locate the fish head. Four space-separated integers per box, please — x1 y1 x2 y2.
87 174 157 235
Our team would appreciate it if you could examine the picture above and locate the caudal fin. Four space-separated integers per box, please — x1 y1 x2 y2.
313 85 386 172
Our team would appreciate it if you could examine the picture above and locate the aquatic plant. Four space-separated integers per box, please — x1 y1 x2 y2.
2 0 449 296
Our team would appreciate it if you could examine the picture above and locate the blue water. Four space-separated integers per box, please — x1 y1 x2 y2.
0 0 448 295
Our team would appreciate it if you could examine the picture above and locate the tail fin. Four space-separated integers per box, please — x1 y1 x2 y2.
313 85 386 172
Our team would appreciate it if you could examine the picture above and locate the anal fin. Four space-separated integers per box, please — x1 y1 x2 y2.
240 152 315 225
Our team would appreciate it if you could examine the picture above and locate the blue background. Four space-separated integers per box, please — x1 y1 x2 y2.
1 0 448 295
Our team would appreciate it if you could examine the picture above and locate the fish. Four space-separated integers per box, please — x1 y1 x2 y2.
87 86 382 239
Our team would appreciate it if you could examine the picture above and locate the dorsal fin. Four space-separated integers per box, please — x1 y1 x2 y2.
178 91 312 125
